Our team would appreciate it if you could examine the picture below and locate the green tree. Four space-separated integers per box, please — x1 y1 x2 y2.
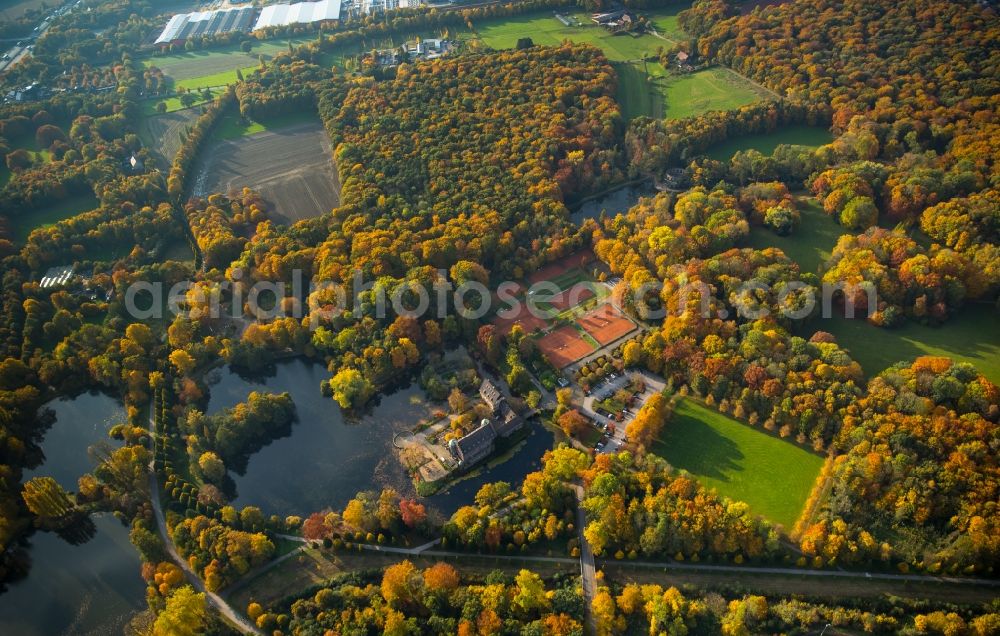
22 477 75 526
197 452 225 483
329 368 374 409
512 569 549 614
153 586 208 636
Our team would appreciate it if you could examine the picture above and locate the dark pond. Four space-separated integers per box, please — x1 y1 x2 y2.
0 392 146 636
206 359 556 518
570 182 655 225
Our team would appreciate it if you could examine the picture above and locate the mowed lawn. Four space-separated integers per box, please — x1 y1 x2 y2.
706 124 833 161
619 63 772 120
615 61 662 120
174 68 257 91
652 398 824 529
815 305 1000 385
743 197 844 274
661 67 773 119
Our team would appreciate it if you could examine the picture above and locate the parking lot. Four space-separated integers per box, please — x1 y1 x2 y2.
580 370 665 454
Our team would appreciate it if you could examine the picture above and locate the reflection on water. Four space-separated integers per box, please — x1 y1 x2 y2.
570 183 655 225
206 359 419 516
0 393 145 635
427 420 555 517
207 359 556 518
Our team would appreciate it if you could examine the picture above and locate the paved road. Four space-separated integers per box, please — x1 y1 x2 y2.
572 484 597 636
147 397 263 635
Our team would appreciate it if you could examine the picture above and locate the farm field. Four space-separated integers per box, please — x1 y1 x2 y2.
815 305 1000 385
139 107 200 168
652 398 824 529
194 118 340 223
13 193 100 243
474 8 687 62
743 197 843 274
705 124 833 161
142 37 313 83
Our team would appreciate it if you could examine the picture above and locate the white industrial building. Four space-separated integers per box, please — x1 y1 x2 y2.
155 6 256 45
360 0 417 14
253 0 342 30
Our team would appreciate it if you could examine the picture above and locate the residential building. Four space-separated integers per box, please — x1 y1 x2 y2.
450 418 495 467
480 378 504 412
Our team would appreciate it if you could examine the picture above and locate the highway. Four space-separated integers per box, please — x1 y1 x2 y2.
0 0 79 74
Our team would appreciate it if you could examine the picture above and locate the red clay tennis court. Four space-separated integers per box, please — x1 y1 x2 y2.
492 307 549 335
528 250 596 285
576 304 637 345
547 282 596 312
537 325 595 368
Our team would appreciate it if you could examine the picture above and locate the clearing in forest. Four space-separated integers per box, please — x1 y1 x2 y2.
13 193 100 244
661 67 773 119
705 124 833 161
742 196 842 274
617 63 770 121
816 305 1000 385
652 398 824 529
195 117 340 223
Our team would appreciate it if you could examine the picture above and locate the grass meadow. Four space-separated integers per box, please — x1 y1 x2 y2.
13 193 100 243
143 37 313 83
475 8 686 61
211 110 318 141
616 63 771 120
743 197 843 274
705 124 833 161
816 305 1000 385
652 398 824 529
659 67 773 119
